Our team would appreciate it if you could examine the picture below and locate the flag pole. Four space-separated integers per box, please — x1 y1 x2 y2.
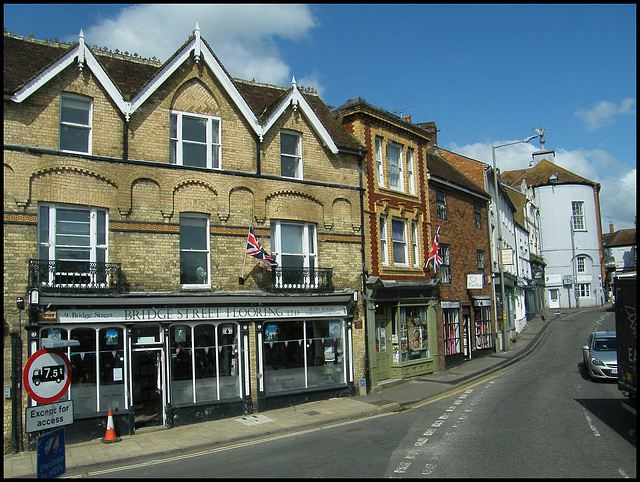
240 224 250 285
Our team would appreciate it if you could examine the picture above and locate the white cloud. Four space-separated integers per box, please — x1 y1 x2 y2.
574 98 636 131
445 141 636 231
75 4 317 86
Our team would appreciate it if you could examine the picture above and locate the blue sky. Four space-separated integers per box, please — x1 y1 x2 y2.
4 4 636 231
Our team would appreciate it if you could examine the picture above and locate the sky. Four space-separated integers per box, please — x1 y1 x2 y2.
4 4 636 231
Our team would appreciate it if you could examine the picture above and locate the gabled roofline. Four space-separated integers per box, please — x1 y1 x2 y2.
262 77 338 154
8 25 343 153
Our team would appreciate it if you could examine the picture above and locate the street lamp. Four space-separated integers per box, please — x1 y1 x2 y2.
492 135 537 352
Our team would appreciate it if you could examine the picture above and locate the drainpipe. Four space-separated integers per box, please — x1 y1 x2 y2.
356 150 371 394
122 115 129 161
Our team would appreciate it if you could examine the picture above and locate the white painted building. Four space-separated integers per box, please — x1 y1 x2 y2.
502 158 604 309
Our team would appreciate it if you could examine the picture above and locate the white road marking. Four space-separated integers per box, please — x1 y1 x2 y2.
582 407 601 436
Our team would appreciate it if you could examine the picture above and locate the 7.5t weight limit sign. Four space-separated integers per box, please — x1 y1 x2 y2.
23 349 72 404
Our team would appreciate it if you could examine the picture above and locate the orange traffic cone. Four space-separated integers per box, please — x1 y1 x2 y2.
101 409 121 443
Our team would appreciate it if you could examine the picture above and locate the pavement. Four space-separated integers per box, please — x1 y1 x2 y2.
5 306 591 478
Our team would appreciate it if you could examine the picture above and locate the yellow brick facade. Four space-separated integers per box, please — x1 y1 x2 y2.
4 33 366 451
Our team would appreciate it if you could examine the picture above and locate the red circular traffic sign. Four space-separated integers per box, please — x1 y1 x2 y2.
23 349 72 404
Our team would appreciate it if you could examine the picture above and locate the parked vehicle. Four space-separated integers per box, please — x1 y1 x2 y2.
582 331 618 381
614 272 636 411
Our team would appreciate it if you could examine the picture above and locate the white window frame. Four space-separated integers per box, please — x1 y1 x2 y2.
387 141 404 191
578 283 590 297
392 218 408 267
440 244 451 284
271 221 317 288
380 215 389 267
179 214 211 289
170 110 221 169
280 130 303 179
375 137 385 186
577 256 586 273
38 203 108 287
59 93 92 154
572 201 585 231
411 221 419 268
407 148 415 194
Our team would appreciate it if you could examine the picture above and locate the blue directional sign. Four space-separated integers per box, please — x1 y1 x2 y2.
37 427 66 478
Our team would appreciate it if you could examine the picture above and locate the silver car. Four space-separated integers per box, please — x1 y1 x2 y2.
582 331 618 381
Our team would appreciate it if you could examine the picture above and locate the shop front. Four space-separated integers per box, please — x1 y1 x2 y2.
365 277 438 388
25 292 355 447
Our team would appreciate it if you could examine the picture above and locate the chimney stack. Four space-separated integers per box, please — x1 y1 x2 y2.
609 221 615 233
404 115 411 123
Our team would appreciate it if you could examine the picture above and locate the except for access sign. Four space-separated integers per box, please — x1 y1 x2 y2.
23 349 72 404
26 400 74 433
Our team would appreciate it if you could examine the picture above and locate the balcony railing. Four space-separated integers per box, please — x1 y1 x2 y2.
271 267 334 293
28 259 126 294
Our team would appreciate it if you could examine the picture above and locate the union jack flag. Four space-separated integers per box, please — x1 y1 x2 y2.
426 226 443 273
246 224 278 267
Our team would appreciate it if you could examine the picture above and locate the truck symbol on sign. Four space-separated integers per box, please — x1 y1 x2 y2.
32 365 65 385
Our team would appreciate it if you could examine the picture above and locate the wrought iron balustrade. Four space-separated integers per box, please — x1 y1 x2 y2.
271 267 334 293
28 259 125 293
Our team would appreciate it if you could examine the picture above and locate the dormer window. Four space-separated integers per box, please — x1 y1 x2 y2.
59 93 92 154
281 130 302 179
170 111 221 169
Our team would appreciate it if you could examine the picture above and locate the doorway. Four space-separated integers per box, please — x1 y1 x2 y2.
462 307 472 359
131 349 164 429
549 289 560 309
374 305 391 381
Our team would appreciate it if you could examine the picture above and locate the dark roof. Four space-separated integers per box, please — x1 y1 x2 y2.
426 151 489 199
4 32 363 153
602 228 636 248
501 158 599 190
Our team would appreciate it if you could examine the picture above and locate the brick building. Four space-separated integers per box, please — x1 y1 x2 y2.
425 150 495 368
335 98 439 390
4 27 366 451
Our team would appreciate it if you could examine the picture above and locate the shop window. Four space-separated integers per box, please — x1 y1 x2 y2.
305 320 344 387
474 307 492 349
444 308 461 355
172 323 241 405
170 325 193 404
217 324 240 399
263 321 306 392
170 111 221 169
263 320 345 393
180 214 210 288
194 325 217 402
59 93 92 154
69 327 98 414
98 328 125 411
394 306 429 363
